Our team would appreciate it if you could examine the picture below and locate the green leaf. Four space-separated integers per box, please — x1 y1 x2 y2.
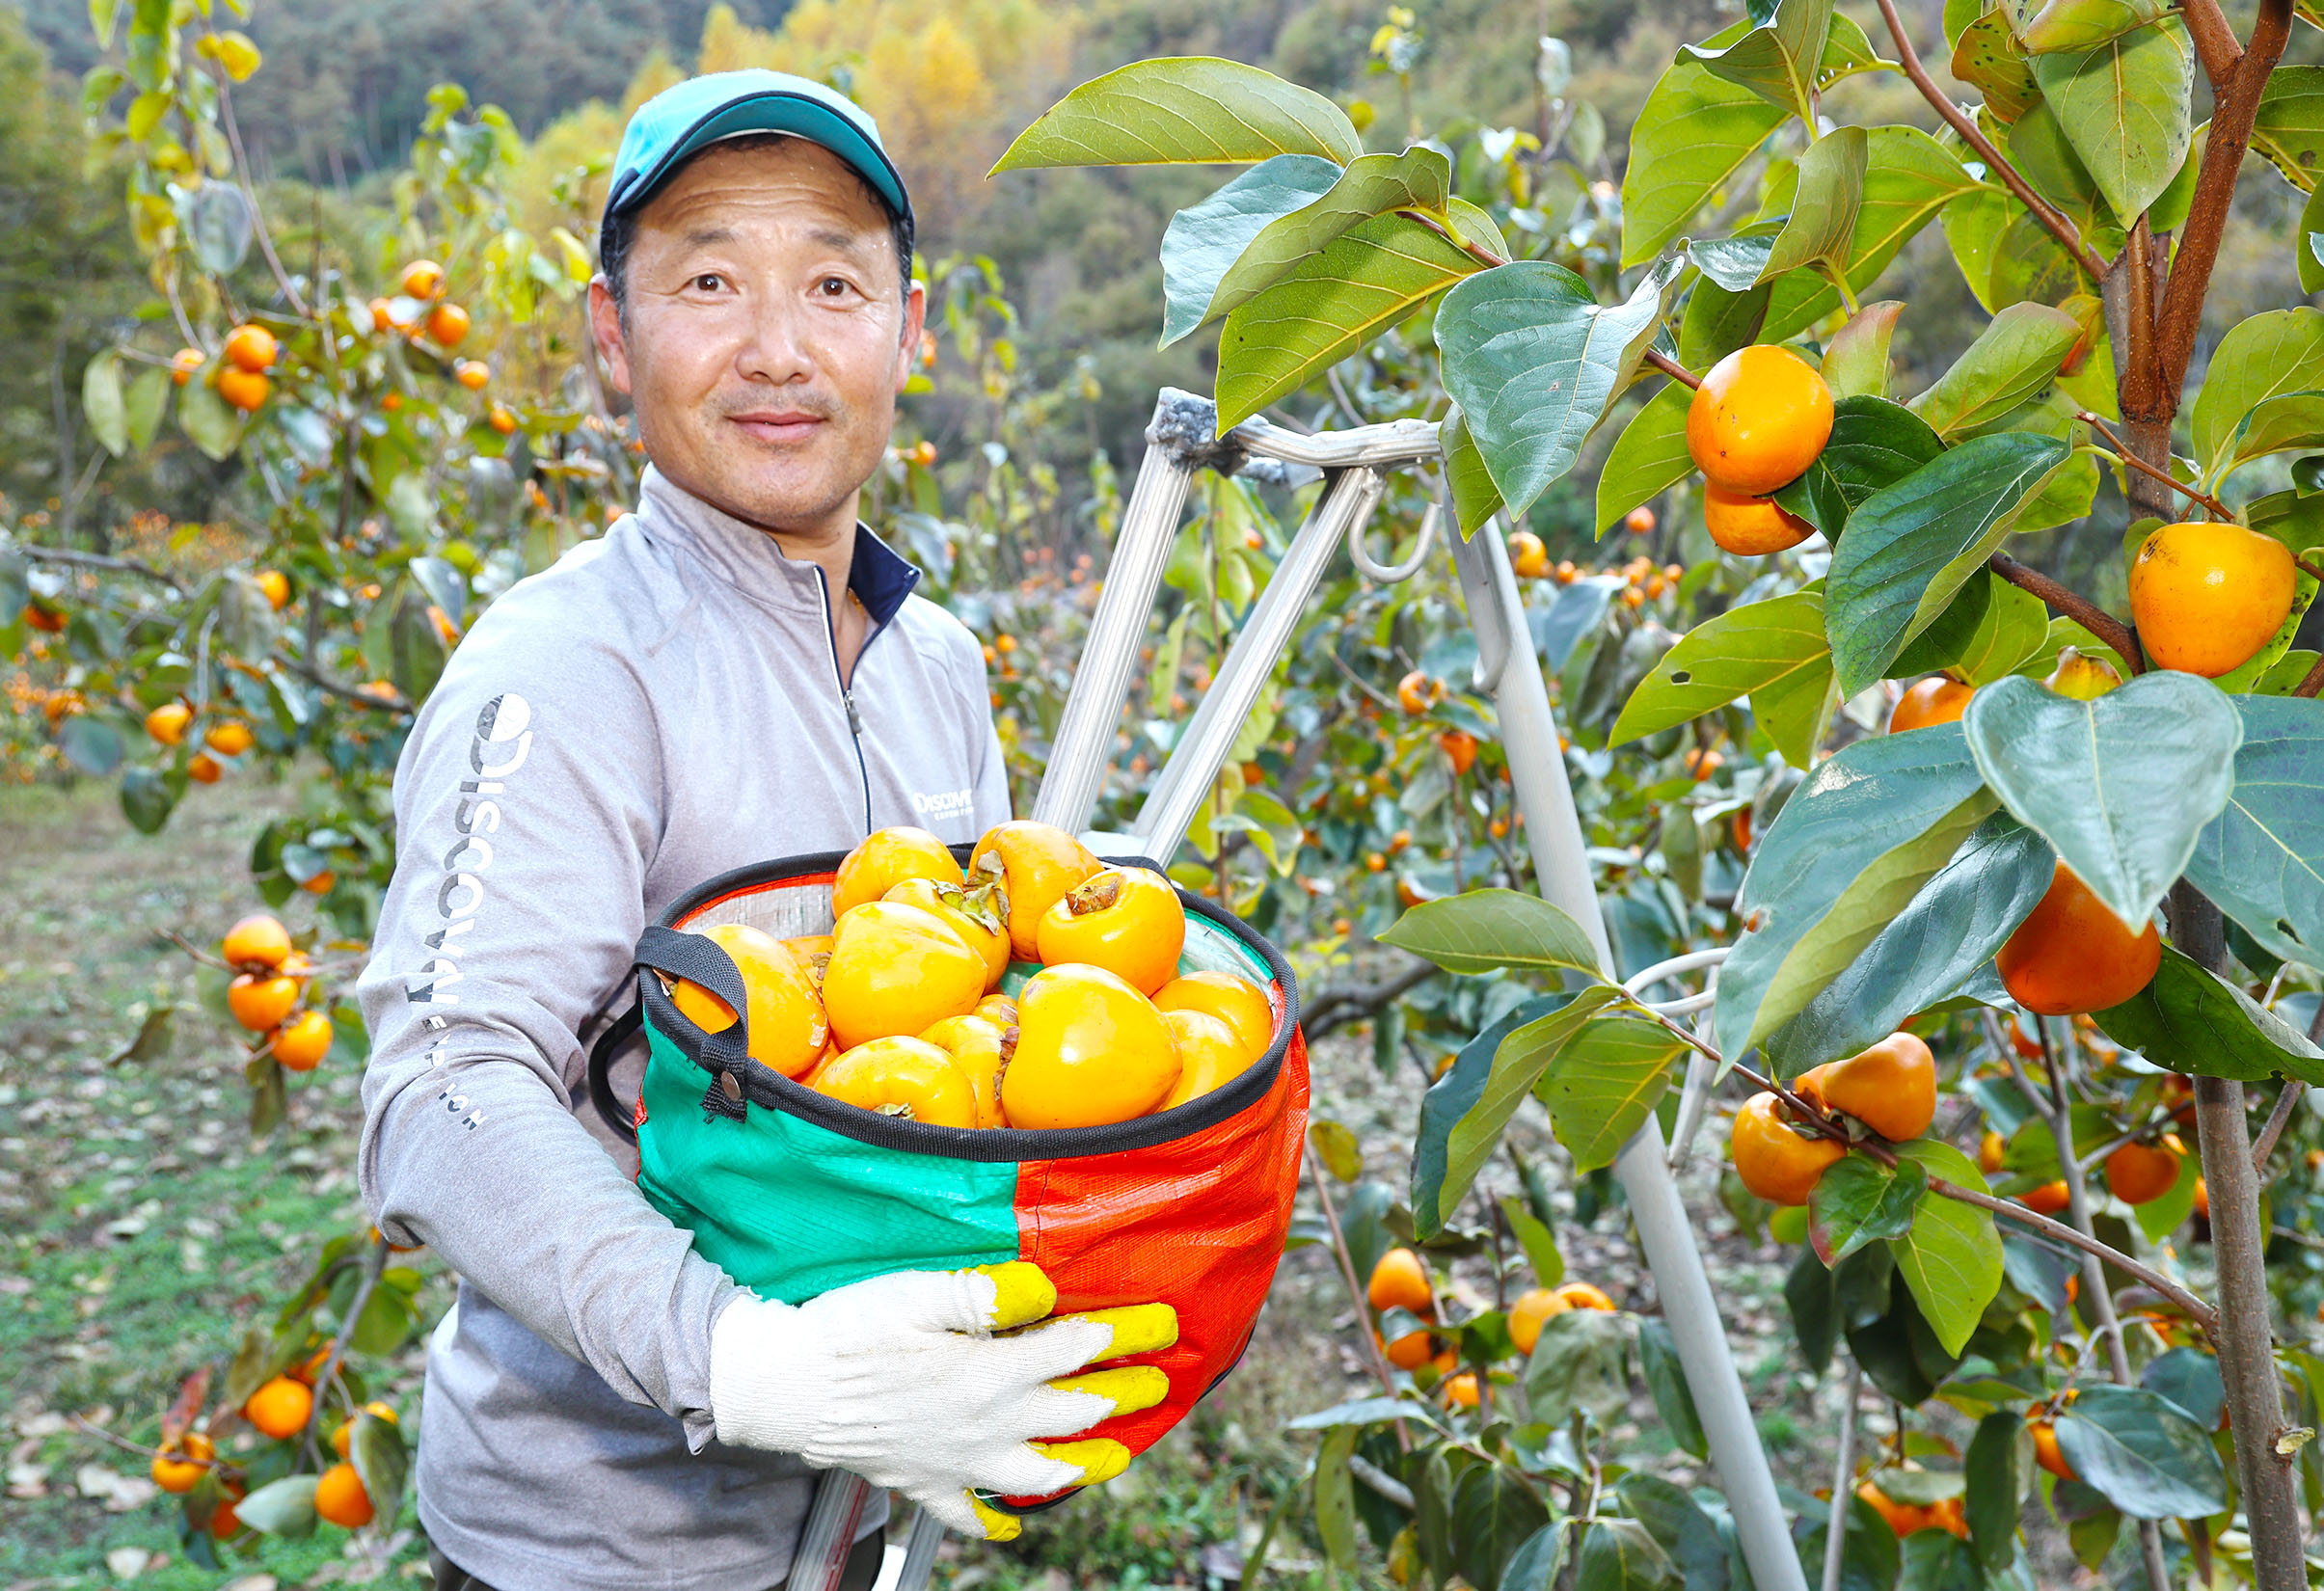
2188 307 2324 472
1314 1424 1360 1571
1891 568 2053 683
1898 1531 1985 1591
1189 148 1454 340
1767 816 2053 1071
1594 383 1694 535
991 58 1363 171
2141 1345 2226 1429
1215 211 1479 428
1535 1011 1689 1171
1716 726 1997 1059
1688 232 1777 291
58 715 123 775
82 352 128 457
1380 887 1606 976
233 1473 319 1537
1678 271 1772 372
1527 1307 1634 1428
2092 944 2324 1085
1411 995 1576 1236
1615 1477 1729 1591
2210 390 2324 488
2186 695 2324 963
1436 257 1681 519
1452 1464 1553 1591
1824 432 2072 694
1501 1526 1568 1591
1447 990 1632 1208
1158 155 1343 345
2033 20 2194 224
1907 303 2082 440
1961 671 2243 931
1309 1119 1363 1181
2054 1384 2229 1519
1680 0 1836 121
124 364 169 451
1888 1139 2003 1356
1500 1194 1565 1287
2021 0 2171 50
2253 66 2324 191
1824 300 1905 399
1941 184 2014 313
2301 186 2324 295
91 0 122 47
1964 1413 2030 1568
350 1408 409 1524
1770 393 1947 540
1809 1154 1927 1264
1621 23 1790 266
1441 406 1503 538
1576 1518 1682 1591
119 768 178 834
1759 126 1868 285
178 374 242 461
1951 10 2041 122
1633 1326 1709 1460
1609 587 1831 753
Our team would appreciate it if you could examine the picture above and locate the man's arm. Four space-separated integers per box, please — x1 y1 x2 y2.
355 615 737 1447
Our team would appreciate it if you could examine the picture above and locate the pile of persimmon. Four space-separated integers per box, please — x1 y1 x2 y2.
222 913 335 1071
1731 1032 1935 1206
1685 344 1833 556
670 820 1277 1130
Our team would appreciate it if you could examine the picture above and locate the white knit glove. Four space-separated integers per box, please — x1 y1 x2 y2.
709 1262 1174 1539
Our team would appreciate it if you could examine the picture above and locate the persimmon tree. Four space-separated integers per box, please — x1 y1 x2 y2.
1001 1 2324 1580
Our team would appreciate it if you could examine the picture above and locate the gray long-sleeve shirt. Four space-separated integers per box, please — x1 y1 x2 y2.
356 466 1011 1591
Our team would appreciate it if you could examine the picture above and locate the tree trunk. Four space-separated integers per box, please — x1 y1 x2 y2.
2171 881 2309 1590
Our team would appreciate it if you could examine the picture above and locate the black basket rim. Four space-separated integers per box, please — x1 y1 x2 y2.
637 847 1303 1162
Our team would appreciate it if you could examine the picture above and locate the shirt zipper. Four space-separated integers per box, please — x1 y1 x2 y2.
816 567 880 833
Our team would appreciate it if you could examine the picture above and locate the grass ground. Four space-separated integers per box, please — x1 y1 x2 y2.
0 777 1866 1590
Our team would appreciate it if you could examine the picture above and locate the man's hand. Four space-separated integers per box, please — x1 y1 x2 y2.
708 1262 1175 1540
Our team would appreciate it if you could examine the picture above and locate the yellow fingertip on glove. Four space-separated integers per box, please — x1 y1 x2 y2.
969 1261 1058 1330
1061 1303 1179 1360
1049 1364 1171 1418
969 1495 1022 1541
1031 1437 1133 1485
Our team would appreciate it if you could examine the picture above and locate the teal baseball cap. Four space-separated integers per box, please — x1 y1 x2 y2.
599 70 912 257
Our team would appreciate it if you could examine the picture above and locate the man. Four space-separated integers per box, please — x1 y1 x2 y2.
357 73 1137 1591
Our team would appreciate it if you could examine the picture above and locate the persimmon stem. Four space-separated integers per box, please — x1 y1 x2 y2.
298 1233 388 1474
1986 553 2146 672
1643 349 1701 391
2296 655 2324 699
2076 411 2234 520
1866 0 2107 283
2252 1082 2308 1177
2293 555 2324 586
1394 207 1509 272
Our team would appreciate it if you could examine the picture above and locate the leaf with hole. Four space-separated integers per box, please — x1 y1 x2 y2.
1716 726 1997 1059
992 58 1364 170
1824 431 2072 694
1437 257 1682 519
1961 671 2242 931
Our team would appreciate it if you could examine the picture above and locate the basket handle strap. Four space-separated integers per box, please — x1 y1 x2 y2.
584 1000 645 1146
631 925 755 1125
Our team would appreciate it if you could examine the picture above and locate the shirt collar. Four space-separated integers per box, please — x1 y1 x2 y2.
634 464 920 626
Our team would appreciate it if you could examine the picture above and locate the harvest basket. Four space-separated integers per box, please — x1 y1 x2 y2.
586 849 1309 1506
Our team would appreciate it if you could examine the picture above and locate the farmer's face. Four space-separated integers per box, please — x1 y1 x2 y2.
590 138 923 543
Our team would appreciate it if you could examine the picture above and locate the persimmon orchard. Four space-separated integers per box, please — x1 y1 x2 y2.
12 0 2324 1584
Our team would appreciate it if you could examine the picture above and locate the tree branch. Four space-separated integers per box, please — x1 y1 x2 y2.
203 40 308 318
14 542 184 594
1305 1149 1415 1452
2253 1082 2308 1177
1302 957 1443 1040
2155 0 2296 405
275 653 409 713
2296 654 2324 699
2179 0 2244 93
1987 553 2146 671
1868 0 2108 282
2077 411 2232 519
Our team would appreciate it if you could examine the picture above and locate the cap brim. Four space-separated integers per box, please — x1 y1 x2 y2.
606 89 912 229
